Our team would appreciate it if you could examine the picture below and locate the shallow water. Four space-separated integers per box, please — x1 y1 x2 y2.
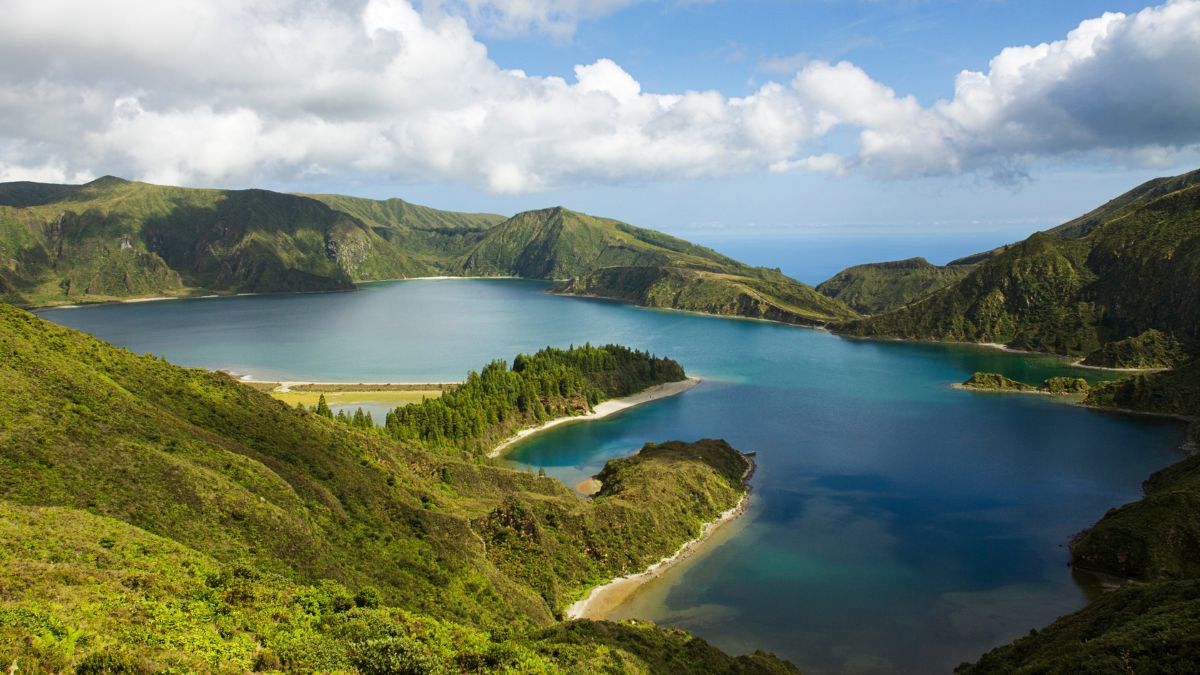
40 279 1187 674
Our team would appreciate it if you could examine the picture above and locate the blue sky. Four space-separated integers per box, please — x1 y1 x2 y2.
358 1 1200 243
2 0 1198 270
486 1 1154 102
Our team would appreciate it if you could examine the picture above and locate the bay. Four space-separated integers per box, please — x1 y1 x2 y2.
39 279 1186 674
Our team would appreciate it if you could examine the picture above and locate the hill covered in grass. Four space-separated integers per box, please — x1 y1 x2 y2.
816 257 975 314
465 207 857 326
0 302 791 673
0 177 857 326
836 169 1200 362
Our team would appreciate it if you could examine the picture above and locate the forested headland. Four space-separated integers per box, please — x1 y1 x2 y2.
381 344 685 455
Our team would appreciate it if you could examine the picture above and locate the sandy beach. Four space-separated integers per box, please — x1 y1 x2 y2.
565 457 756 620
486 377 701 459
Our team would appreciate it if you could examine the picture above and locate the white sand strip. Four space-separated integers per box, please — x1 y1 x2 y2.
564 458 754 620
486 377 700 459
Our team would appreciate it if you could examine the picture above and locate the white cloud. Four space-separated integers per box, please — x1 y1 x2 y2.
0 0 1197 193
784 0 1200 177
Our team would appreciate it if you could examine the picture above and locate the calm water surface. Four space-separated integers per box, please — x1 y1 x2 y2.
40 279 1186 674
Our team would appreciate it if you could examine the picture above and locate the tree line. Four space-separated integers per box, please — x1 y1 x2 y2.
374 344 684 455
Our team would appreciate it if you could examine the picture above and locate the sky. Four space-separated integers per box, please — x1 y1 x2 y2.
1 0 1199 267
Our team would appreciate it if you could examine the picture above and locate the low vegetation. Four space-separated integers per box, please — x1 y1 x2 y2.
957 580 1200 674
1071 360 1200 580
0 303 788 672
837 169 1200 363
816 257 975 315
959 373 1090 395
1080 328 1189 369
0 177 857 326
960 372 1035 392
555 265 857 326
1039 376 1091 394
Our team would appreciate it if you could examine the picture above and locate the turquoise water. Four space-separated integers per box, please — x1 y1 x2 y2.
40 279 1186 674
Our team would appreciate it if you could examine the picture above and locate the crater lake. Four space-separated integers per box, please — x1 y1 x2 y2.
39 278 1188 674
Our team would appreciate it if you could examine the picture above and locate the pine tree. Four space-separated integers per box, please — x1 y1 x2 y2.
315 394 333 418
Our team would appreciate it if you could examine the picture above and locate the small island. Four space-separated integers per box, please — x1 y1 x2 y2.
957 372 1090 396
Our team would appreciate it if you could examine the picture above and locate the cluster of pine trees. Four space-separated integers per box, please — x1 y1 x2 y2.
381 344 685 454
308 394 376 430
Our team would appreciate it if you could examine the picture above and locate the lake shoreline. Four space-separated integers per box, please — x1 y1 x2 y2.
487 377 701 459
835 334 1167 373
564 455 756 620
547 289 833 331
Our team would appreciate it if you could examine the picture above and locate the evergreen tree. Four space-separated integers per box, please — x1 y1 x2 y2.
315 394 333 418
381 344 685 455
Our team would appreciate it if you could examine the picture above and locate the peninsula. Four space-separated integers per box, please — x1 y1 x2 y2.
0 303 793 673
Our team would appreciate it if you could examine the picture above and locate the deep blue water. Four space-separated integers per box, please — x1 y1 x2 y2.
39 279 1186 674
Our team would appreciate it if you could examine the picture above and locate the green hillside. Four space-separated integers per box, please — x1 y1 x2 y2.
0 177 443 306
816 257 975 314
0 302 793 673
460 207 734 279
555 265 858 326
0 178 854 326
457 207 857 325
306 193 504 271
957 580 1200 674
837 169 1200 362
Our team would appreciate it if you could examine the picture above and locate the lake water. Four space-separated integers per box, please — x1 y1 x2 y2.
39 279 1187 674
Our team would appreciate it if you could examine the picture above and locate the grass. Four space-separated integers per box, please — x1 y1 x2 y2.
816 257 975 315
271 389 445 408
838 168 1200 363
0 302 792 672
0 175 859 326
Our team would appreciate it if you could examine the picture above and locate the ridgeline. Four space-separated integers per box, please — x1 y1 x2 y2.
831 169 1200 364
0 177 855 326
816 257 975 315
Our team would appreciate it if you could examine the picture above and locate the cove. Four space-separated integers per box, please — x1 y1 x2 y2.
39 279 1188 674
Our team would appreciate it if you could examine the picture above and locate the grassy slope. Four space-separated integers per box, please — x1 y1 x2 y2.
473 209 856 325
815 257 975 315
0 178 511 306
837 169 1200 360
0 303 790 672
306 193 504 273
0 501 794 674
0 177 855 326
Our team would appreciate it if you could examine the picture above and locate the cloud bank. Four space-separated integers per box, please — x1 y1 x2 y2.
0 0 1197 192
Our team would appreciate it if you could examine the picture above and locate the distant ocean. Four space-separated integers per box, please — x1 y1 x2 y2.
672 228 1044 285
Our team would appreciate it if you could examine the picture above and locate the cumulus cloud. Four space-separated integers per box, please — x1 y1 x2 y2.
0 0 1197 192
785 1 1200 177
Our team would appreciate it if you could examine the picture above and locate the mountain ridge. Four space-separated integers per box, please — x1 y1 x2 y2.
0 176 857 325
832 168 1200 364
